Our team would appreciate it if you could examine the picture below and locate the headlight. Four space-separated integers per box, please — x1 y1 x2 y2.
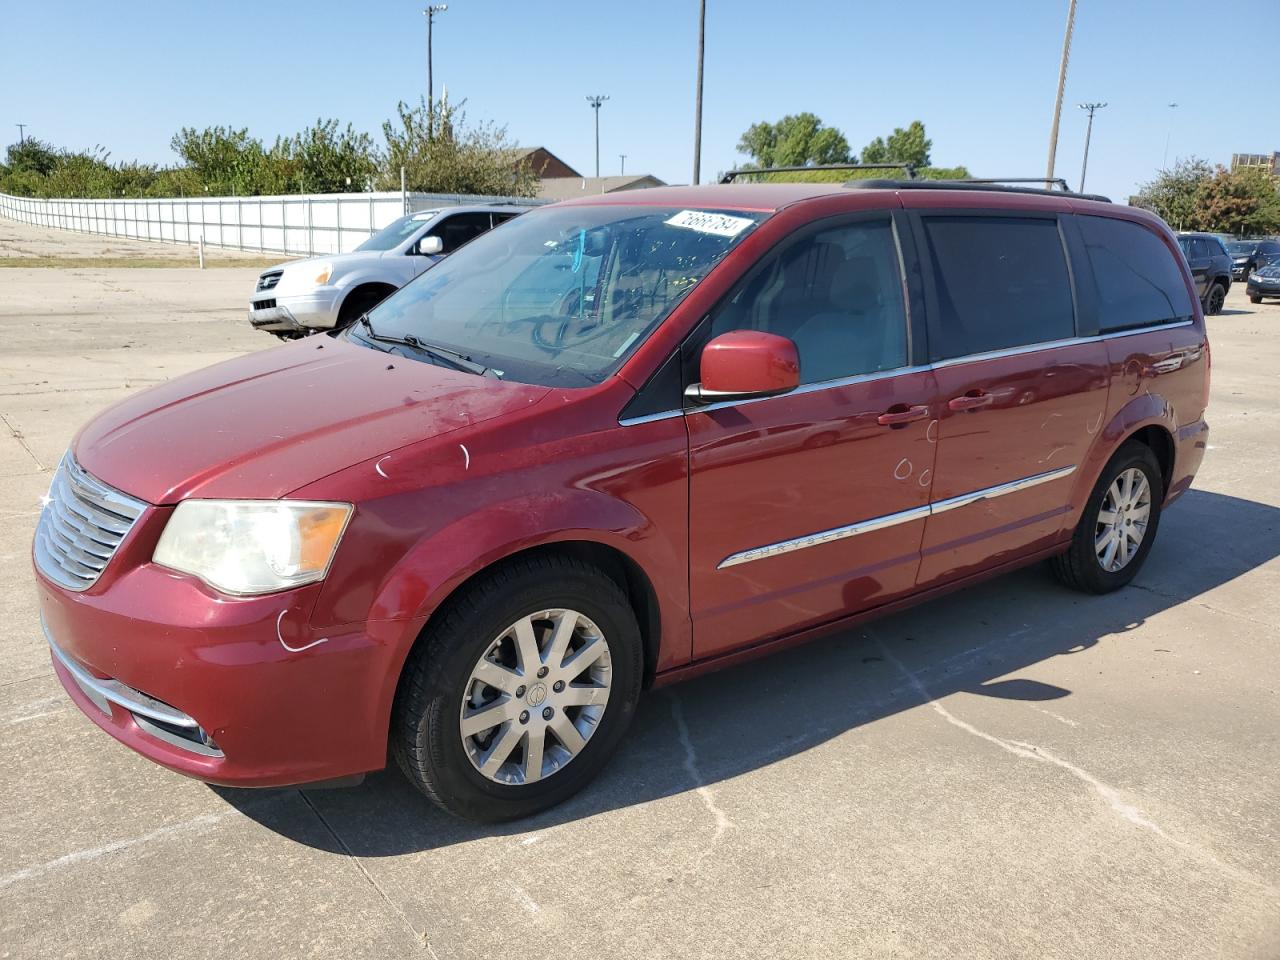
312 263 333 285
154 500 352 595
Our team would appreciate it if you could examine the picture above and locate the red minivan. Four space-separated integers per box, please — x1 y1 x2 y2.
34 179 1210 821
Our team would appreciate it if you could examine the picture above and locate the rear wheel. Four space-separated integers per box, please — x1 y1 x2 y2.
1205 281 1227 315
1051 442 1164 594
392 555 643 822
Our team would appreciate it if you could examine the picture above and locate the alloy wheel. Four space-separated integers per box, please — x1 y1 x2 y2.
1207 284 1226 315
1094 467 1151 572
459 608 612 785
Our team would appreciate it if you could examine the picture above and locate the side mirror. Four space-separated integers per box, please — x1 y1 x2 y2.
417 235 443 256
685 330 800 404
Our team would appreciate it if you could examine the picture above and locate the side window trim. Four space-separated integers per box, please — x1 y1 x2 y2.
908 207 1082 363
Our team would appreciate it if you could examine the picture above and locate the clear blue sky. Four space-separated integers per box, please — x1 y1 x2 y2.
0 0 1269 202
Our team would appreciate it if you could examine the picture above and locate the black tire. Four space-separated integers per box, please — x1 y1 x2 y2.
1205 281 1227 315
1250 294 1263 304
1050 442 1164 594
392 554 643 822
334 285 394 331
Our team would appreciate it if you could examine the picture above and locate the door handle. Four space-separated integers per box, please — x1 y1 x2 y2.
876 404 931 427
948 392 994 412
1144 356 1185 376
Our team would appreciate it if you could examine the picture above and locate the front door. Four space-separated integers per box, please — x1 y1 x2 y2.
687 213 938 660
909 211 1110 586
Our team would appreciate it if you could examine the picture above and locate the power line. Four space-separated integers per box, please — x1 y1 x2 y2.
586 95 609 180
1077 102 1107 192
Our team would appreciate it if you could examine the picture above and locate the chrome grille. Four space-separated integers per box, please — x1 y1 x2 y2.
34 456 147 591
256 271 282 292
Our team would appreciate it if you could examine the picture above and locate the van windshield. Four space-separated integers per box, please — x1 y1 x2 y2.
352 205 766 386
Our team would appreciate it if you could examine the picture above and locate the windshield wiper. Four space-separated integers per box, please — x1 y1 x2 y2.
356 315 495 377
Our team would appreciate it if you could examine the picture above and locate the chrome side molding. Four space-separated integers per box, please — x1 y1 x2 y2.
717 465 1077 569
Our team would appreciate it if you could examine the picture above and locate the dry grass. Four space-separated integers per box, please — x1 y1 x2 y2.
0 255 289 269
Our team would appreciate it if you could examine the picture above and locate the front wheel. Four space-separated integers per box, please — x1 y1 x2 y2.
392 555 643 822
1250 294 1263 304
1050 442 1164 594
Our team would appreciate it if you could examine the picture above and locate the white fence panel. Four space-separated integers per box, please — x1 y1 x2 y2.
0 190 542 258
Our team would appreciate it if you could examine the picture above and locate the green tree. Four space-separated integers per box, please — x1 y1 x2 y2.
169 126 269 195
377 98 537 196
1194 167 1280 235
859 121 931 167
736 113 852 169
1131 159 1213 230
268 119 379 194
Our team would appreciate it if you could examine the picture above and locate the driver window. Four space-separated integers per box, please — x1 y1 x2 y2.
711 218 908 385
425 213 494 254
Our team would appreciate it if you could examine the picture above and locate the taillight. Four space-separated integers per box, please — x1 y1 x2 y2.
1203 339 1211 408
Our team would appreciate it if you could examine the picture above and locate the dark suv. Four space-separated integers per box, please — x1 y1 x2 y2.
1226 238 1280 281
1177 233 1233 315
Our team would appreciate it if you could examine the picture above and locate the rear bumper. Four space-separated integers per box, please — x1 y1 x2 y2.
1167 417 1209 505
36 557 414 787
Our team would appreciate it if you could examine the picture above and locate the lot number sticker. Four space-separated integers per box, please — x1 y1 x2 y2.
664 210 755 238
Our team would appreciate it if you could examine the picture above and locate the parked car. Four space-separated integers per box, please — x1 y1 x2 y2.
1225 238 1280 282
1246 259 1280 302
248 204 529 338
1176 232 1232 314
35 178 1210 822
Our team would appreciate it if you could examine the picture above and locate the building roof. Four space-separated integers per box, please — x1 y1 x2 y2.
514 147 581 180
536 175 667 202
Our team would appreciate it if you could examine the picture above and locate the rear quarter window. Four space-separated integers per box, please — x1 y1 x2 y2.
1078 216 1194 332
920 215 1075 360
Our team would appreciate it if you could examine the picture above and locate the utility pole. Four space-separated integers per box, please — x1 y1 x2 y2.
16 123 27 145
1077 102 1106 192
692 0 706 185
619 154 627 176
423 5 448 131
1045 0 1078 183
586 95 609 179
1162 103 1178 170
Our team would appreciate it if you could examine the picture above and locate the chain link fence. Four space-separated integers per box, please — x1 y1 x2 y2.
0 190 543 257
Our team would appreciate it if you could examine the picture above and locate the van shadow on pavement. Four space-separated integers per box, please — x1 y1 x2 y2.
215 488 1278 854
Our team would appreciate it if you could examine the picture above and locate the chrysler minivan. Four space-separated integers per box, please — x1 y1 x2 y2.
34 179 1209 822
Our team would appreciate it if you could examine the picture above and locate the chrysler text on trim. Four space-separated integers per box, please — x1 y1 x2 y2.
34 177 1210 822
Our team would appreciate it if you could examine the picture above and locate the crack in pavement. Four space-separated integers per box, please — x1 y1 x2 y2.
874 634 1280 900
0 412 45 471
297 791 434 954
668 691 731 865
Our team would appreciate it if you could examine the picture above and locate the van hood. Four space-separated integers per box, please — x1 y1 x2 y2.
73 339 550 504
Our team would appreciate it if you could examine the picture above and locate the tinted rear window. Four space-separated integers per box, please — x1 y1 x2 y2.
921 216 1075 360
1078 216 1194 332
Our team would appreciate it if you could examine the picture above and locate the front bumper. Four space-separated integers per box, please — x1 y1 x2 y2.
248 289 341 333
1232 265 1252 281
1246 280 1280 298
35 540 413 787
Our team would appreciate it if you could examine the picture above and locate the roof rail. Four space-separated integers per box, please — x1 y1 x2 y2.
844 178 1111 203
719 163 917 184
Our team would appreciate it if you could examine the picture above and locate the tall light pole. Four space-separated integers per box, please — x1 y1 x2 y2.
16 123 28 146
586 95 609 179
423 5 448 127
1045 0 1078 183
619 154 627 176
1077 102 1106 192
1162 102 1178 170
692 0 706 185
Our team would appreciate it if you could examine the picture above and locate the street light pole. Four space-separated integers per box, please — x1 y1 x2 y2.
423 5 448 129
692 0 706 185
1077 101 1106 192
619 154 627 176
1045 0 1078 182
586 95 609 179
16 123 28 146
